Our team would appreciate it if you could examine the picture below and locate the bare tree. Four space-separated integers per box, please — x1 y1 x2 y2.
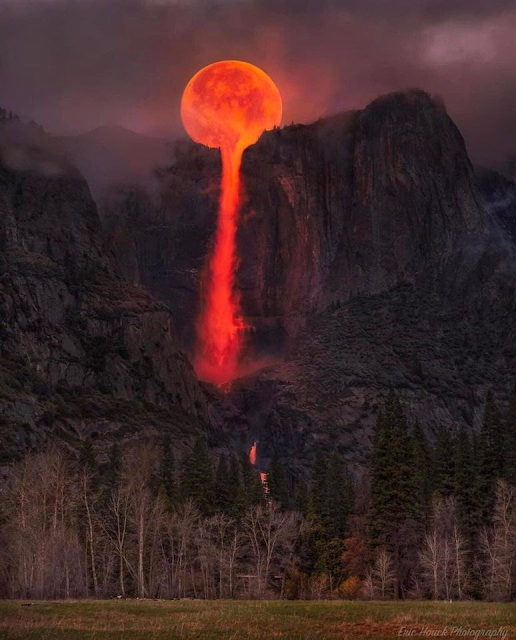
80 470 99 597
121 443 160 599
242 501 298 597
418 497 468 601
3 447 85 599
101 484 132 596
481 481 516 601
371 549 395 600
161 500 199 598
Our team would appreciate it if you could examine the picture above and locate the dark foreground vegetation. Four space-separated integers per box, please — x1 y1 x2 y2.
1 387 516 601
0 599 514 640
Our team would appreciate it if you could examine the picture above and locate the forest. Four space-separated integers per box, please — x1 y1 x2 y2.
1 387 515 602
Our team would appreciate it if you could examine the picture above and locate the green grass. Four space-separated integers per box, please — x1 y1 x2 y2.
0 599 514 640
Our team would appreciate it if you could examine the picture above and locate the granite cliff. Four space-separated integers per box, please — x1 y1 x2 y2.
99 90 516 469
0 142 218 463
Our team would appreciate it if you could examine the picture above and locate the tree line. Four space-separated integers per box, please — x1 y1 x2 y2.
0 385 515 601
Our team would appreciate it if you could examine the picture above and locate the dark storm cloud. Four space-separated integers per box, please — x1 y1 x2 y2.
0 0 515 165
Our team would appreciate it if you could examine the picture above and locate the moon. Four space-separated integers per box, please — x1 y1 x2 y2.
181 60 283 154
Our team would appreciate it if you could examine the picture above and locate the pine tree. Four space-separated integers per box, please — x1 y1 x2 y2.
477 392 501 523
239 451 264 508
293 478 309 515
367 391 420 598
240 451 254 494
412 420 432 529
433 426 456 498
100 442 121 506
214 454 232 513
180 438 215 515
79 438 97 473
304 449 353 582
267 450 290 509
227 453 242 516
324 453 353 540
303 451 328 576
483 391 505 476
504 382 516 486
308 450 328 520
454 429 480 546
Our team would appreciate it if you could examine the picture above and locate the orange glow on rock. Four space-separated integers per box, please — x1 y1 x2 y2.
181 61 282 384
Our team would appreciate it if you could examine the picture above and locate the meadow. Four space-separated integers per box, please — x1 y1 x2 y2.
0 599 514 640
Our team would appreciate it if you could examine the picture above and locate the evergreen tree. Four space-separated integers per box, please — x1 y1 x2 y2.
240 451 254 494
324 453 353 540
454 429 480 545
227 454 242 516
214 454 232 513
367 391 420 598
412 420 432 529
304 449 353 581
477 392 501 523
303 451 329 576
504 382 516 486
483 391 505 476
433 426 456 498
239 451 264 508
180 438 215 515
100 442 121 505
308 450 328 520
314 536 345 588
266 450 290 509
250 472 266 506
293 478 309 515
79 438 97 474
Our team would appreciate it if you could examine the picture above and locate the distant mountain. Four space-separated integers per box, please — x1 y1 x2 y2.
54 125 171 196
0 115 171 198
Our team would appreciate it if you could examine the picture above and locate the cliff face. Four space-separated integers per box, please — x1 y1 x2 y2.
102 92 495 351
0 144 216 462
237 91 488 346
99 90 516 468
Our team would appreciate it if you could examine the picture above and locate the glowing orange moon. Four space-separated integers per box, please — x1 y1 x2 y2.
181 60 283 154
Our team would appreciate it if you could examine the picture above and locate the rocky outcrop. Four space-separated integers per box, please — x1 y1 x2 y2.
98 90 516 469
0 143 217 462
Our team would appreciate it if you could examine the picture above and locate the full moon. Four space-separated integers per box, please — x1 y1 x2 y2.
181 60 283 154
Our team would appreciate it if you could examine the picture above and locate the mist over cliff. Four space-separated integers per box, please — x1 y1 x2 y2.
97 90 516 468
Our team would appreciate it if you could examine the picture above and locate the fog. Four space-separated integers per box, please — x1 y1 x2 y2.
0 0 515 165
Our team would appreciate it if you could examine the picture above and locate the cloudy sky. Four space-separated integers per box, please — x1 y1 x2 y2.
0 0 515 164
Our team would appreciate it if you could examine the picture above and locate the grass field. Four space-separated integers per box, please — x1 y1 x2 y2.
0 599 514 640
